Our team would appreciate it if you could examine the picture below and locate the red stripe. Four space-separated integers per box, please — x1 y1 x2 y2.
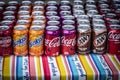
29 56 36 80
63 56 71 80
42 56 50 80
103 54 118 80
87 55 99 80
12 56 15 80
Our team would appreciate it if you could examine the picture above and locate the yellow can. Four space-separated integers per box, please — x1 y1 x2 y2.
13 25 28 56
29 26 44 56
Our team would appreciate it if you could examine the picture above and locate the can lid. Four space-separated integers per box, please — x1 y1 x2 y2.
32 20 44 25
6 6 17 11
110 25 120 29
92 15 103 19
105 13 116 18
100 9 111 13
74 0 83 5
34 1 44 5
33 6 44 11
34 16 45 20
86 0 95 4
14 25 27 30
77 19 90 24
60 5 71 10
77 15 89 19
20 6 30 11
47 16 60 20
60 0 70 5
46 6 57 11
73 5 83 10
47 1 57 6
78 24 90 29
92 19 105 24
18 11 29 15
46 26 59 31
47 21 60 25
62 15 75 20
0 20 13 25
0 26 9 31
115 9 120 13
87 10 98 17
3 11 14 15
62 20 75 25
62 25 75 30
17 20 29 24
32 11 44 16
107 19 119 24
3 16 15 20
0 1 5 6
30 26 44 30
22 1 31 5
93 24 106 29
46 11 57 16
8 1 18 5
99 4 109 8
60 11 71 15
19 15 31 20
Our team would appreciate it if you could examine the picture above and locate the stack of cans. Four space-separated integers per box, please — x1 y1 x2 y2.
0 1 19 56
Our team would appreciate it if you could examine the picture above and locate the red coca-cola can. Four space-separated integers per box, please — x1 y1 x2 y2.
0 26 12 56
104 13 117 21
61 25 76 55
45 26 60 56
108 25 120 55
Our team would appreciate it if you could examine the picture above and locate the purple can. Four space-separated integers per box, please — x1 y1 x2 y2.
47 21 61 27
62 20 75 26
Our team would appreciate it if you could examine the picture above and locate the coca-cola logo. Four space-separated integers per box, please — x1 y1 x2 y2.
77 34 90 46
0 37 11 46
108 31 120 41
94 33 106 46
61 36 76 46
45 37 60 47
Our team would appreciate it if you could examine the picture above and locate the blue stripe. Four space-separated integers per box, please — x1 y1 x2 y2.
16 56 23 80
90 54 106 80
67 56 79 80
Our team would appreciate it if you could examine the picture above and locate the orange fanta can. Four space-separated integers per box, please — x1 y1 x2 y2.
13 25 28 56
29 26 44 56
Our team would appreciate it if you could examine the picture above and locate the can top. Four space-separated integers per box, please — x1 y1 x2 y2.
47 16 60 21
46 26 59 31
87 10 98 17
19 6 30 11
34 1 44 6
62 20 75 25
34 16 45 20
47 1 57 6
105 13 116 18
46 11 58 16
0 1 5 6
60 0 70 5
62 25 75 30
60 5 71 10
46 6 58 11
3 11 15 15
0 26 9 31
3 16 15 20
60 11 71 15
47 21 60 26
0 7 3 10
6 6 17 11
32 11 44 16
73 5 83 10
92 19 105 24
33 6 44 11
14 25 27 30
18 15 31 20
86 0 95 4
18 11 30 15
77 15 89 19
62 15 75 20
93 24 107 29
74 0 83 5
0 20 13 25
30 26 44 30
107 19 120 24
92 15 103 19
77 19 90 24
8 1 18 5
99 4 109 8
110 25 120 29
17 20 29 24
22 1 31 5
115 9 120 13
32 20 44 25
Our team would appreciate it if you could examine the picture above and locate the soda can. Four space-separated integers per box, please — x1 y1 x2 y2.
46 11 58 16
60 0 71 6
77 19 90 25
92 24 107 54
73 5 83 10
18 11 30 17
73 10 85 17
0 20 15 30
3 11 16 16
46 6 58 11
47 1 58 6
87 10 98 18
13 25 28 56
92 14 103 19
77 24 91 54
61 15 75 21
32 11 44 18
92 19 105 25
45 26 60 56
29 26 44 56
21 1 32 6
46 16 60 21
18 15 32 23
32 20 45 28
34 1 45 6
16 20 30 29
108 25 120 55
0 26 12 56
60 11 72 16
0 1 5 7
61 25 76 55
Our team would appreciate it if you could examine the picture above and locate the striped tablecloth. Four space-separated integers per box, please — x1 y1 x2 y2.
0 54 120 80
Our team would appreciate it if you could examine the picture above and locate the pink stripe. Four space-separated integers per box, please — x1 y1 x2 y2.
29 56 36 80
103 54 118 80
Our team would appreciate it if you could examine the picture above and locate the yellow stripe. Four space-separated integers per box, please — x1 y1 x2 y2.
78 55 94 80
56 56 67 80
109 54 120 70
3 56 11 80
36 57 42 80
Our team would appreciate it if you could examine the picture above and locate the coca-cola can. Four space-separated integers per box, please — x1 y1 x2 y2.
92 24 107 54
61 25 76 55
0 26 12 56
45 26 60 56
108 25 120 55
77 24 91 54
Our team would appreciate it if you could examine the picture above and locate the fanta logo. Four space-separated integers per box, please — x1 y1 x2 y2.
14 36 27 47
61 36 76 46
45 37 60 47
108 31 120 41
29 36 43 47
